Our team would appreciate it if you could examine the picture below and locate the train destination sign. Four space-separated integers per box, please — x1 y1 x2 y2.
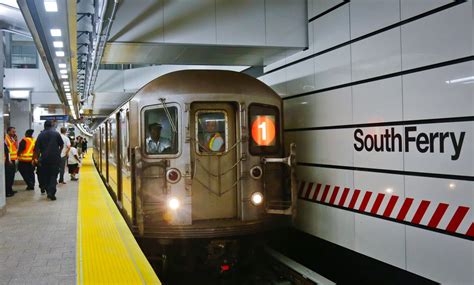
251 115 276 146
353 126 466 160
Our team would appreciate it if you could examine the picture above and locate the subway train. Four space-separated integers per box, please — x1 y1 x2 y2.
92 70 296 272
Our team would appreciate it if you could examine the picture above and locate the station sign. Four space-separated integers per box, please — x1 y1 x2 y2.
40 115 69 121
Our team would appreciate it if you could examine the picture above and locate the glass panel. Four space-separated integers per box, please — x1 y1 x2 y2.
144 106 178 155
248 104 280 155
196 111 227 154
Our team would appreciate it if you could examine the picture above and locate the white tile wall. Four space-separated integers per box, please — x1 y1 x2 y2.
350 0 400 39
284 87 352 129
310 0 344 19
313 4 350 53
401 0 452 20
402 61 474 120
286 58 315 95
401 1 473 70
266 0 308 48
351 28 402 81
314 46 351 89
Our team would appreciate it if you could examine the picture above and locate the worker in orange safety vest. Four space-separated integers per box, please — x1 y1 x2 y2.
18 129 36 190
5 126 18 196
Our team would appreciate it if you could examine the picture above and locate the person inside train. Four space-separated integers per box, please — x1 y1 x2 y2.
146 123 171 154
198 116 225 153
17 129 36 190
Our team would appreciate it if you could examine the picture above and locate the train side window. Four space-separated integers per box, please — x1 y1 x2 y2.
196 111 227 154
248 104 280 155
143 106 179 155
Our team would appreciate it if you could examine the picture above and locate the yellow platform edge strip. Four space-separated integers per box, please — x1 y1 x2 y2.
77 153 161 284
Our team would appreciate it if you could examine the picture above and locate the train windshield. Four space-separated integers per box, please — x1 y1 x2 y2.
248 104 280 155
196 111 228 154
144 106 179 155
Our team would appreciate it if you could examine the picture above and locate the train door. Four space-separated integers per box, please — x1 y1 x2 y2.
190 102 237 220
120 109 134 222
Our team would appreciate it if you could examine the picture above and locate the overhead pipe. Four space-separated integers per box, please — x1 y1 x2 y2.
0 4 30 37
82 0 119 103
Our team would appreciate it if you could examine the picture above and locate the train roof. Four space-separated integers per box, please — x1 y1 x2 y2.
134 69 280 100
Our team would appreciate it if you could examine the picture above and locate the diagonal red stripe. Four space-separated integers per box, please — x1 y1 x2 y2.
338 188 350 207
358 191 373 212
411 200 431 224
311 183 322 201
298 181 306 198
304 183 314 199
383 195 399 217
427 203 449 228
446 206 469 233
319 185 331 202
329 186 340 204
348 189 361 209
396 198 414 221
466 223 474 237
370 193 385 214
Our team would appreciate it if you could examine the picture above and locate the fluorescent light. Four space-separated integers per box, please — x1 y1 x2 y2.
64 88 70 92
61 75 68 79
63 81 69 86
44 0 58 12
66 92 71 96
50 29 61 37
60 69 67 74
56 51 64 57
58 63 66 68
53 41 63 48
9 90 30 99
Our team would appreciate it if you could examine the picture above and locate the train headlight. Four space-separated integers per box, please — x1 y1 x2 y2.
250 166 263 179
168 197 180 210
251 192 263 206
166 168 181 184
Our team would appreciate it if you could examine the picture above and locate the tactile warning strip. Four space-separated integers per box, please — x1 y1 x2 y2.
77 153 160 284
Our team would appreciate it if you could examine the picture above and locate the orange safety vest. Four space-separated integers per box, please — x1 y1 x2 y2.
18 137 35 162
5 135 17 161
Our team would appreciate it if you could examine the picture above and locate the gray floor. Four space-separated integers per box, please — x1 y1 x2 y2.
0 179 77 285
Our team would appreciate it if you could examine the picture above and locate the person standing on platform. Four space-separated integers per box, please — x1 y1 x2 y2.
4 141 15 197
82 139 88 156
33 120 64 201
58 127 71 184
67 142 81 181
17 129 36 190
5 127 18 196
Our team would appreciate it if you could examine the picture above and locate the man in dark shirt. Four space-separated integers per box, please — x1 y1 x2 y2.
33 120 64 200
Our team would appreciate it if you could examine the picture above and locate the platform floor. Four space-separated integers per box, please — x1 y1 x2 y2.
0 176 77 284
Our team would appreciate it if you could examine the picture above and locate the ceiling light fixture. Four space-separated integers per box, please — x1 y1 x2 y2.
9 90 30 99
61 75 68 79
53 41 63 48
60 69 67 74
63 81 69 85
44 0 58 12
50 29 61 37
56 51 64 57
58 63 66 68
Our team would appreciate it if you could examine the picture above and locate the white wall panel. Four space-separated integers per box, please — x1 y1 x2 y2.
216 0 265 45
351 28 401 81
266 0 308 48
402 61 474 120
401 1 473 70
295 166 355 249
350 0 400 39
163 0 216 44
314 46 351 89
286 58 315 95
310 0 344 19
284 87 352 129
353 126 405 170
352 77 403 124
403 122 474 177
258 69 287 96
286 129 354 165
95 70 125 92
406 227 473 285
401 0 452 20
313 4 350 53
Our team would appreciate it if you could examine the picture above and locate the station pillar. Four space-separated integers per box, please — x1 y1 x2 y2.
0 31 6 215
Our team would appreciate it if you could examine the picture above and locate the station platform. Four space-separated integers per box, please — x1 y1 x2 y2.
0 153 160 285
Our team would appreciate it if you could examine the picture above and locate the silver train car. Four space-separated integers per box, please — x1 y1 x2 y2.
92 70 296 270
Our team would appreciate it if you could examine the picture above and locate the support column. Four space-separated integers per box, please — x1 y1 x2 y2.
0 31 6 216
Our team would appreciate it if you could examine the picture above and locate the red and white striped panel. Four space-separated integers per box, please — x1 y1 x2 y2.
297 180 473 239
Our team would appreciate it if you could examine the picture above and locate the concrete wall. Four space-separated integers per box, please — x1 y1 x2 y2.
259 1 473 284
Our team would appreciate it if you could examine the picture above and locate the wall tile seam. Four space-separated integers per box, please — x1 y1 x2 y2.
296 180 474 241
281 55 474 101
308 0 350 23
263 0 466 75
